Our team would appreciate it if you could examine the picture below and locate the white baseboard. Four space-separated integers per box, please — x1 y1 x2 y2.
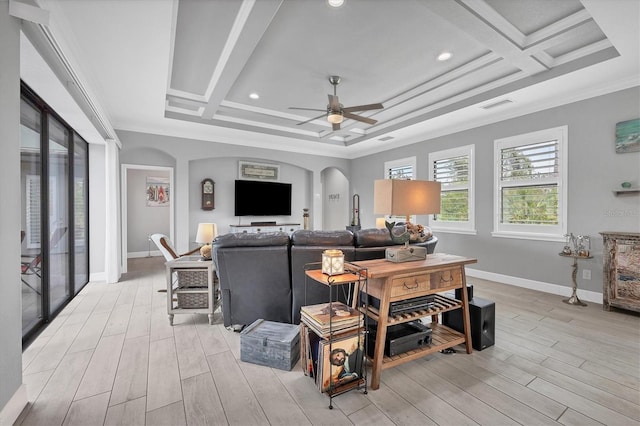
466 268 602 304
128 251 161 259
89 272 106 282
0 383 27 426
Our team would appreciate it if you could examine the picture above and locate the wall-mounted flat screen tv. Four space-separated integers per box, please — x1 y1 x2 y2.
234 179 292 216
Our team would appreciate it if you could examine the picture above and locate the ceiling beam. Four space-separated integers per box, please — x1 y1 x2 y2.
200 0 283 120
9 0 49 26
421 0 549 75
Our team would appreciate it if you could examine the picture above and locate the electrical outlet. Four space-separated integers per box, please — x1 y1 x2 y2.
583 269 591 280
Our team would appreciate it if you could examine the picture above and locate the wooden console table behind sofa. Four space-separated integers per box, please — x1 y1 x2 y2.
354 253 477 389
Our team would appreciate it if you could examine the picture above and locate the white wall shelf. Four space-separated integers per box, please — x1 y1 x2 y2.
612 188 640 196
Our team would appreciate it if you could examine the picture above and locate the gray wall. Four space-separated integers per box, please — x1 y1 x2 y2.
352 87 640 293
322 167 350 230
0 5 24 418
117 130 351 252
127 169 170 253
188 156 311 239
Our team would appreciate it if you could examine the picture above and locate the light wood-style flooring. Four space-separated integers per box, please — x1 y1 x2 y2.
16 256 640 425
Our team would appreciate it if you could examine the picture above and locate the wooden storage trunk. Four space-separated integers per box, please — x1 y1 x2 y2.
240 319 300 371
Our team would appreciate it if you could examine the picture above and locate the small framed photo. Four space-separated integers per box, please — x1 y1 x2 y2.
238 161 280 181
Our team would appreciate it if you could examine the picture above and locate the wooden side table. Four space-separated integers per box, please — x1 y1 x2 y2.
165 256 220 325
558 253 593 306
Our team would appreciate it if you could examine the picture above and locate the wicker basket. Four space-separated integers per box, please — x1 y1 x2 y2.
177 270 208 288
177 289 209 308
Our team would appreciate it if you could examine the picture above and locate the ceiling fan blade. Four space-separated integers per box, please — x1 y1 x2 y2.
342 103 384 113
332 122 341 131
296 113 327 126
328 94 341 111
343 111 377 125
289 107 326 112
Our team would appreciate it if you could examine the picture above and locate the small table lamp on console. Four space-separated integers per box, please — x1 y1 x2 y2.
373 179 441 263
195 223 218 259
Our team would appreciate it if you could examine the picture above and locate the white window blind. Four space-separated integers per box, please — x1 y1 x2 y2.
500 140 559 225
428 145 475 233
387 164 413 180
433 154 469 221
493 126 567 240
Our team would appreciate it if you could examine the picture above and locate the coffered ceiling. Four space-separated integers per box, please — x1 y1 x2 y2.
26 0 640 157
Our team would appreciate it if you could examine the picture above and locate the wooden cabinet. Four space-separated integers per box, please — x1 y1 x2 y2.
354 253 477 390
601 232 640 313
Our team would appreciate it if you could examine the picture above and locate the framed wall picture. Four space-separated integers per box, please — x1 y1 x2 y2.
201 178 215 210
146 176 170 207
615 118 640 153
238 161 280 181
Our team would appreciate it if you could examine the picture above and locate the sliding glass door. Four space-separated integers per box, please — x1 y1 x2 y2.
20 84 89 342
48 116 71 313
74 133 89 295
20 98 43 334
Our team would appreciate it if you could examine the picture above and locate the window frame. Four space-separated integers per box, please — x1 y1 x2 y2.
492 126 568 241
383 156 416 223
428 144 476 234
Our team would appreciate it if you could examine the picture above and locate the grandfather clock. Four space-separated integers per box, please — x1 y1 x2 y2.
201 178 215 210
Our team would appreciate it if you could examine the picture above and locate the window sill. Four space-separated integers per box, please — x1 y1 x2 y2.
491 231 565 242
429 227 477 235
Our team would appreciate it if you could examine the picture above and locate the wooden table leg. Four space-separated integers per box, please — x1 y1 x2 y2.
370 285 391 390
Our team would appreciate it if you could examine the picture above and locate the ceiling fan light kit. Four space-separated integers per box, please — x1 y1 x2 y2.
327 111 343 124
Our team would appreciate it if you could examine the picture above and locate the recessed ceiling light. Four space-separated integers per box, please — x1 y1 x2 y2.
327 0 344 8
249 92 259 100
437 51 452 61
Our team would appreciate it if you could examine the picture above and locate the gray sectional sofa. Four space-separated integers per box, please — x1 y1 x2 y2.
212 228 437 328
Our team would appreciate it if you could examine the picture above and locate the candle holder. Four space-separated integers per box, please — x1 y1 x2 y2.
562 233 590 257
562 233 572 255
577 235 590 257
322 249 344 275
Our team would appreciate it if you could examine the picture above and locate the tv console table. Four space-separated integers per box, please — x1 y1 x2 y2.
229 223 300 236
353 253 477 390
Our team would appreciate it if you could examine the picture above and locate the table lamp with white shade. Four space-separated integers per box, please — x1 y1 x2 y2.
195 223 218 259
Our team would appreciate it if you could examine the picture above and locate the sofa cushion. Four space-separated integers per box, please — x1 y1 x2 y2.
291 229 354 246
354 228 397 247
213 232 292 327
213 231 290 248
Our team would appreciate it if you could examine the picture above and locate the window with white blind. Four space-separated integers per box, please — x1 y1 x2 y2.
428 145 475 233
383 157 416 223
493 126 568 241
